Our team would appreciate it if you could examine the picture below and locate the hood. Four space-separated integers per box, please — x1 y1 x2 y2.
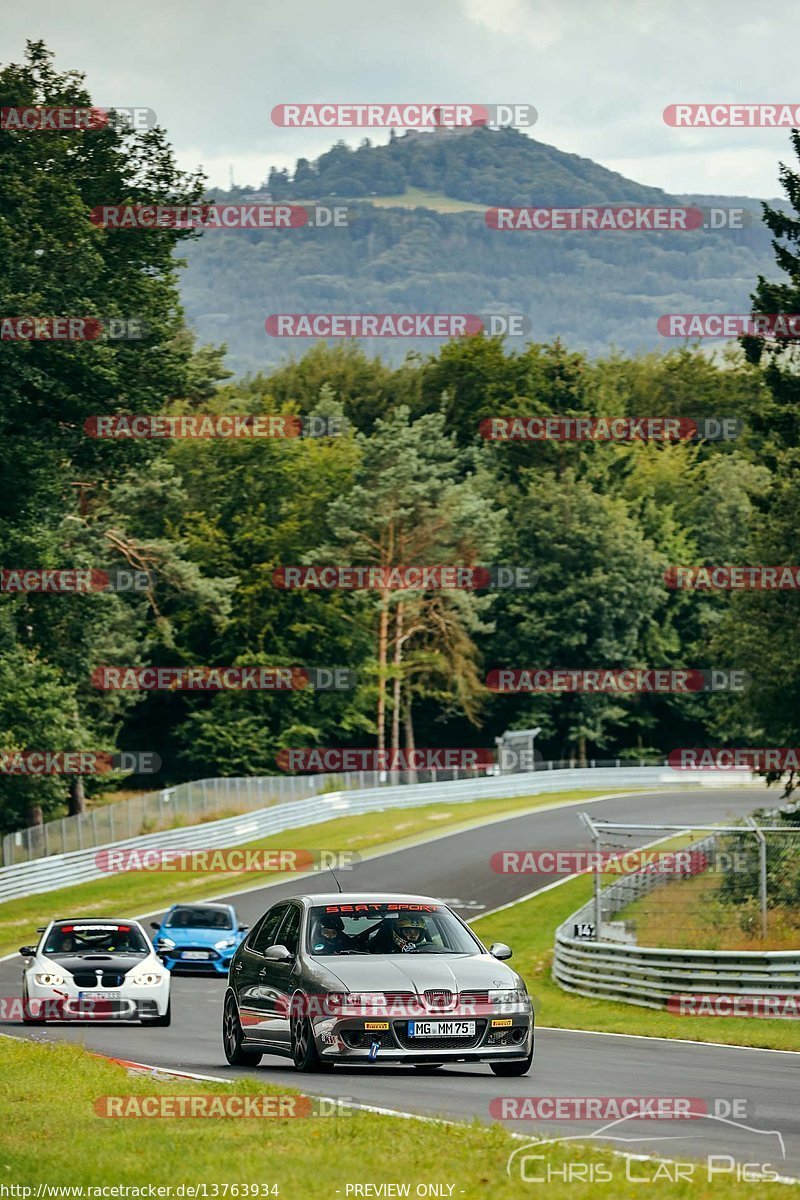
42 953 151 976
157 926 234 946
319 953 519 994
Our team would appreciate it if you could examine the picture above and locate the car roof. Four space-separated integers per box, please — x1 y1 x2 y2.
50 917 145 926
298 893 444 906
166 902 234 912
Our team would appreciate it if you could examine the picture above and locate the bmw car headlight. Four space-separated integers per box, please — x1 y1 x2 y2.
131 971 165 986
34 972 64 986
215 938 237 950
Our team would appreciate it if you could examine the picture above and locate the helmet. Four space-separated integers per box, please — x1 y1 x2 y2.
319 913 344 934
394 913 425 944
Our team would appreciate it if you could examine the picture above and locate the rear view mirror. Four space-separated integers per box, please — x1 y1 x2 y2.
150 921 161 930
238 924 249 933
19 946 37 957
489 942 513 960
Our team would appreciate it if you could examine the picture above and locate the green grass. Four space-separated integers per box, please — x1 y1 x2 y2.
472 875 800 1052
0 1037 780 1195
0 788 623 958
366 186 487 212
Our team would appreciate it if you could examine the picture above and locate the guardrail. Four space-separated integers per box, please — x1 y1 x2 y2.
553 833 800 1008
0 765 733 904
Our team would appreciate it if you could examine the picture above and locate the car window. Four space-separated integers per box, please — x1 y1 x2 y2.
165 906 233 929
43 922 149 955
276 906 301 956
250 905 288 954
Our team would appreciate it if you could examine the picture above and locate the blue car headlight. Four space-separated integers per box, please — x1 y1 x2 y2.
215 938 238 950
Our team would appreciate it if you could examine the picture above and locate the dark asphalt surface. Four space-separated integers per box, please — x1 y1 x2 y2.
4 788 798 1177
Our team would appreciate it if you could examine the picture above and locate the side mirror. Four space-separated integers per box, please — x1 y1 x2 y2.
150 921 161 930
263 944 292 963
238 924 249 933
19 946 37 958
489 942 513 961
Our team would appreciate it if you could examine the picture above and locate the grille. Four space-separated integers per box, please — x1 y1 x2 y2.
71 972 125 988
341 1029 394 1049
424 989 455 1009
178 947 219 960
395 1019 487 1051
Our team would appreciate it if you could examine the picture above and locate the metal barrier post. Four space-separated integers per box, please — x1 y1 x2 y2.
747 818 768 939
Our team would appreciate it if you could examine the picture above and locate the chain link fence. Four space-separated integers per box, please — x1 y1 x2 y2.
581 812 800 951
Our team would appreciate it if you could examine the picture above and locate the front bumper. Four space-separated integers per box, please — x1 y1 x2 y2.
160 949 233 975
312 1007 534 1063
25 975 170 1021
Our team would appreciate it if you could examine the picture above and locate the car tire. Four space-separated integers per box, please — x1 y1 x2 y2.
21 988 45 1026
490 1049 533 1077
222 993 263 1066
290 996 333 1073
141 998 172 1027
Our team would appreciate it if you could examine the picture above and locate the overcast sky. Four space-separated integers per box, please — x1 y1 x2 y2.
2 0 796 197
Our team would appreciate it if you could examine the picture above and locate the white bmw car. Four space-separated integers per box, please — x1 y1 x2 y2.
20 918 171 1025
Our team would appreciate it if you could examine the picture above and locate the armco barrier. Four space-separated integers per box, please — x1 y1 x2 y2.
553 836 800 1008
0 765 740 903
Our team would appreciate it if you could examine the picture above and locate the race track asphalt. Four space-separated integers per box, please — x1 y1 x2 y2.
3 788 797 1176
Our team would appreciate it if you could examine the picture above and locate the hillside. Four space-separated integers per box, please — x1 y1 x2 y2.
179 129 780 375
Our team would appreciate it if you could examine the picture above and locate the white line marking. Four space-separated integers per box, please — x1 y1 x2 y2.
536 1026 800 1055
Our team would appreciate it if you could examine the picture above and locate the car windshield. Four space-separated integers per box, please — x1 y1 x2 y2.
307 903 481 956
44 923 149 955
165 906 233 930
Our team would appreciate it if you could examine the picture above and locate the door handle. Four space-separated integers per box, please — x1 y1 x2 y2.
235 962 243 972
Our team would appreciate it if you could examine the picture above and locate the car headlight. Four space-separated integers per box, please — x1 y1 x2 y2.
155 938 176 951
131 971 165 986
215 938 237 950
326 992 387 1012
34 973 64 987
489 988 526 1006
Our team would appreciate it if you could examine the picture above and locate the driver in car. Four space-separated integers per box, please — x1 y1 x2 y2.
369 912 431 953
311 913 354 955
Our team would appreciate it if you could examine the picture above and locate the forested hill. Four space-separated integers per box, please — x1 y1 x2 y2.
180 128 781 375
264 126 670 206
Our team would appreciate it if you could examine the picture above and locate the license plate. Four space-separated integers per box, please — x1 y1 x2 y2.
182 951 210 960
408 1020 475 1038
77 991 119 1000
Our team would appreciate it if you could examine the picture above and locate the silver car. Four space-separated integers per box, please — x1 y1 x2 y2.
222 892 533 1075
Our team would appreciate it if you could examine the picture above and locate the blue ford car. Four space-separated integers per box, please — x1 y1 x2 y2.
150 903 248 976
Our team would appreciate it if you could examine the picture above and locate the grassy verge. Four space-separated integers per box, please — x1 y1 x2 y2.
0 1036 777 1196
472 875 800 1052
0 788 623 958
617 866 800 952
